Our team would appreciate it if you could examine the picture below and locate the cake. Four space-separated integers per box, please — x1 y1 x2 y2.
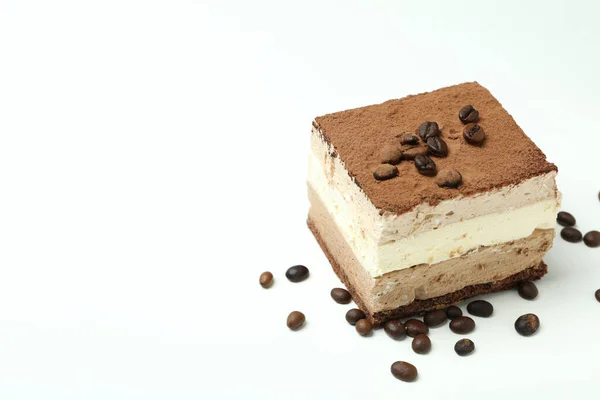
307 82 560 326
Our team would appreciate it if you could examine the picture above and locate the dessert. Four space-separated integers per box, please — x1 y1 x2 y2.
307 82 560 326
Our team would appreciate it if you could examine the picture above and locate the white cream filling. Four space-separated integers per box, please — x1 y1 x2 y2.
308 127 560 278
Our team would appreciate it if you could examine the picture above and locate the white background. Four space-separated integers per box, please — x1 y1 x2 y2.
1 1 600 399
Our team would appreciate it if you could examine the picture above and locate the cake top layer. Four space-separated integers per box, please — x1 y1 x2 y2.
313 82 557 214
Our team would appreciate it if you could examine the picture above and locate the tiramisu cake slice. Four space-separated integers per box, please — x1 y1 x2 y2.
307 82 560 326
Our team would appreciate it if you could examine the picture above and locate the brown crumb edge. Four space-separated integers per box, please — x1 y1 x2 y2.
308 217 547 327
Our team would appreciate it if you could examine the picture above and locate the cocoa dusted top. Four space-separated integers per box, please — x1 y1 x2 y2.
313 82 557 214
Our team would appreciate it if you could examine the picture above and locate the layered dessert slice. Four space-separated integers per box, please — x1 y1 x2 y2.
307 82 560 326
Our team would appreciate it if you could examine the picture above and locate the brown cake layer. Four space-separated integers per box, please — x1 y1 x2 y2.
313 82 557 214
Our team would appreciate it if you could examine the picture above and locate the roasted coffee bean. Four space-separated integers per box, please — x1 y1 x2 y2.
374 164 398 181
446 306 463 319
400 133 420 145
463 123 486 145
380 145 402 165
518 281 538 300
345 309 366 325
401 145 429 160
405 319 429 337
418 121 440 141
467 300 493 317
436 169 462 188
426 136 449 157
411 334 431 354
259 271 273 288
515 313 540 336
287 311 305 330
595 289 600 302
458 105 479 123
414 155 437 176
331 288 352 304
355 319 373 336
391 361 418 382
449 316 475 334
424 309 447 327
556 211 576 227
561 227 582 243
285 265 309 282
583 231 600 248
454 338 475 356
384 320 406 339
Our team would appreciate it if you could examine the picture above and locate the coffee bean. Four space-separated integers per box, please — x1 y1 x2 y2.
345 309 366 325
436 169 462 188
595 289 600 302
401 145 429 160
515 313 540 336
454 338 475 356
259 271 273 288
446 306 463 319
583 231 600 248
556 211 576 227
418 121 440 141
449 316 475 334
463 123 486 145
390 361 418 382
374 164 398 181
331 288 352 304
411 334 431 354
467 300 493 317
414 155 437 176
424 309 447 327
518 281 538 300
458 105 479 123
355 319 373 336
380 145 402 165
287 311 305 330
285 265 309 282
384 320 406 339
561 227 582 243
426 136 448 157
405 319 429 337
400 133 420 145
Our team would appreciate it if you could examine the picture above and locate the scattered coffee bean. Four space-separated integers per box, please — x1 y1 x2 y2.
424 309 447 327
463 123 485 145
595 289 600 302
467 300 493 317
259 271 273 288
401 145 429 160
515 313 540 336
414 155 437 176
556 211 576 227
436 169 462 188
449 316 475 334
345 309 366 325
583 231 600 248
446 306 463 319
405 319 429 337
518 281 538 300
400 133 420 145
380 145 403 165
418 121 440 141
287 311 305 330
285 265 309 282
426 136 449 157
598 191 600 202
561 227 582 243
331 288 352 304
384 320 406 339
411 334 431 354
374 164 398 181
458 105 479 123
355 319 373 336
454 338 475 356
391 361 418 382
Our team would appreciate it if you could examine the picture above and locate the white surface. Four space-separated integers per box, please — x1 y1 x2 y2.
1 1 599 399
